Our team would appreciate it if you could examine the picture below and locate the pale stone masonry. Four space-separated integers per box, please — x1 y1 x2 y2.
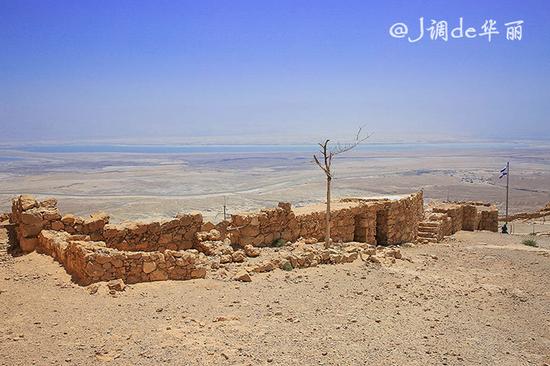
38 230 207 285
8 191 499 285
229 192 425 247
417 201 498 243
102 213 203 252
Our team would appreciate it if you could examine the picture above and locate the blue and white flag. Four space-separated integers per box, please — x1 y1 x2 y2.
499 165 508 179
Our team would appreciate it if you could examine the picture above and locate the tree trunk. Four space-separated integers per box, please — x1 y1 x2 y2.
325 176 331 248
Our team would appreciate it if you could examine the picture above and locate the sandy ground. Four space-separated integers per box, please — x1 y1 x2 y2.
1 143 549 222
1 228 549 366
505 218 550 236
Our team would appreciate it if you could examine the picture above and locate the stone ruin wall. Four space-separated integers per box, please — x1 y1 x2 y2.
10 195 208 253
6 191 501 286
102 214 203 252
11 192 426 255
9 195 211 285
500 201 550 221
228 192 424 247
419 201 499 243
376 192 424 245
38 230 207 285
10 195 108 253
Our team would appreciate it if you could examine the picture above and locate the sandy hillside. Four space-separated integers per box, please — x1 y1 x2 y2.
0 229 549 366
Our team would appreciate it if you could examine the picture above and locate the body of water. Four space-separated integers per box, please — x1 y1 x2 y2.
10 142 530 155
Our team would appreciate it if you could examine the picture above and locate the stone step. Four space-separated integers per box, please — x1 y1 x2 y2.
419 221 440 228
417 238 437 244
418 226 439 233
417 231 437 238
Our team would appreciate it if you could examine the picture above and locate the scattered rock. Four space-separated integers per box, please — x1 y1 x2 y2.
369 255 381 264
280 260 293 271
213 315 239 322
88 284 100 295
234 270 251 282
107 279 126 292
243 244 260 257
231 250 246 263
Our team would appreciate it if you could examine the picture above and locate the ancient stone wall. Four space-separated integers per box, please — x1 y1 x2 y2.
377 191 424 245
420 201 498 243
11 195 109 252
102 213 203 252
229 202 298 247
461 204 479 231
11 193 497 257
229 192 424 247
11 195 63 252
58 213 109 241
459 202 498 232
38 230 207 285
8 192 503 286
11 195 205 253
478 208 498 232
229 202 366 247
294 204 362 244
433 204 463 234
353 204 378 244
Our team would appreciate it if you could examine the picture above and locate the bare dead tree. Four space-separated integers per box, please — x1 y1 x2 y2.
313 127 371 248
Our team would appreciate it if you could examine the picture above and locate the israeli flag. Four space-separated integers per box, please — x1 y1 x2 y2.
499 165 508 179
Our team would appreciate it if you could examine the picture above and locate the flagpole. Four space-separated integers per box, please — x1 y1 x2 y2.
505 161 510 224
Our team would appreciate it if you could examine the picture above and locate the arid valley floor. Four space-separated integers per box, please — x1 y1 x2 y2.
1 142 550 223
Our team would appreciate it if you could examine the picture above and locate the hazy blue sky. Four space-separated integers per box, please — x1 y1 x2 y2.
1 0 549 143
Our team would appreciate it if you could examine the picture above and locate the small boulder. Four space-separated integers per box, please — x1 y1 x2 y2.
231 250 246 263
61 214 77 225
19 237 38 253
220 254 233 264
20 212 42 225
234 270 251 282
201 222 216 232
19 195 38 211
107 279 126 292
190 267 207 279
244 244 260 257
280 260 293 271
368 255 381 264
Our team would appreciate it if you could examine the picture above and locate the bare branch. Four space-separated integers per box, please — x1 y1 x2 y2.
313 154 329 176
332 127 371 156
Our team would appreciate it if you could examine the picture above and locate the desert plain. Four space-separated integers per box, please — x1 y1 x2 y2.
1 142 549 222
